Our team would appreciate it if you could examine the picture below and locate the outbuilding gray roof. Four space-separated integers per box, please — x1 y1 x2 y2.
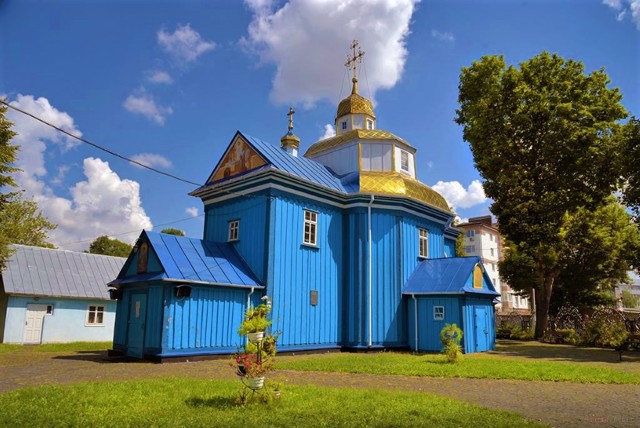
1 245 126 300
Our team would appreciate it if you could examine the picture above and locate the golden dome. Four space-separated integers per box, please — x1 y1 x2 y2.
336 78 375 119
359 171 451 212
304 129 413 158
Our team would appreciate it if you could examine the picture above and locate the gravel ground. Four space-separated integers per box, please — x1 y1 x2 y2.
1 342 639 428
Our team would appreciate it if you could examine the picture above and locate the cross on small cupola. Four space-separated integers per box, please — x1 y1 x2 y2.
280 106 300 157
345 40 365 95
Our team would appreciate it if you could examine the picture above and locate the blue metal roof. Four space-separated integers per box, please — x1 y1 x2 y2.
241 132 348 193
110 231 261 288
2 245 125 299
402 256 499 296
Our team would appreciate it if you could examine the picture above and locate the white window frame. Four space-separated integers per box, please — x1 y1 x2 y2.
303 210 318 246
419 228 428 258
366 118 374 130
341 120 347 130
86 305 105 326
434 306 445 321
228 219 239 242
400 150 410 172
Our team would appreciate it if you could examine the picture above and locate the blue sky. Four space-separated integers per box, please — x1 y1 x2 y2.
0 0 638 251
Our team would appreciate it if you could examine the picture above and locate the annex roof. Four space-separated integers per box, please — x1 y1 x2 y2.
402 256 499 296
109 231 261 288
1 245 125 300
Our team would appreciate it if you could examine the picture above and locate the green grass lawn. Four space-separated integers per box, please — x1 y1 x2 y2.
277 352 640 384
0 341 111 354
0 378 543 427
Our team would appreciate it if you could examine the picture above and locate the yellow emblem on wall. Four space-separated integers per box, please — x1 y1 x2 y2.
473 265 483 289
209 137 267 183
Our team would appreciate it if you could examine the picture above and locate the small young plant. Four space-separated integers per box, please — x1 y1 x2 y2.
440 323 463 363
237 296 272 335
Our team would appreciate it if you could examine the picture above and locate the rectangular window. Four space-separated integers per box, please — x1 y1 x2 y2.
87 305 105 325
400 150 410 172
465 230 475 238
434 306 445 321
419 228 428 258
490 248 495 257
341 121 347 130
303 210 318 246
465 245 476 253
46 305 54 315
228 220 239 241
366 118 374 130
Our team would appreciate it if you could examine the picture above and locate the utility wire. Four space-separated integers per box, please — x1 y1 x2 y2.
1 99 202 186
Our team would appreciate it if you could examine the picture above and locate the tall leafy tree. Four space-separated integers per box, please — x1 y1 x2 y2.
620 117 640 224
0 193 57 250
160 228 185 236
456 52 627 337
89 236 132 258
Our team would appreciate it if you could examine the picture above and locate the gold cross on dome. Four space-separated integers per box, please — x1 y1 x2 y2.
287 106 295 131
345 39 365 81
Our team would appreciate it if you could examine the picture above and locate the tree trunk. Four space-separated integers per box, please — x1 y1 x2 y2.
534 274 556 338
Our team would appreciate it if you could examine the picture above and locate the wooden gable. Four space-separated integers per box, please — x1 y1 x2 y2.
208 136 267 184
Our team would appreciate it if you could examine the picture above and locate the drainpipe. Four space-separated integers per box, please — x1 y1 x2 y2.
246 287 254 345
413 294 418 351
368 195 374 348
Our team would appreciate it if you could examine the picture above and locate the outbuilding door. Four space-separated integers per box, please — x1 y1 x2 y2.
474 306 490 352
24 304 47 344
127 293 147 358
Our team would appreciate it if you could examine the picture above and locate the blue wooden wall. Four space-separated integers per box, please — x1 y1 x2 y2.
407 295 461 352
268 194 342 349
204 196 269 283
462 297 496 353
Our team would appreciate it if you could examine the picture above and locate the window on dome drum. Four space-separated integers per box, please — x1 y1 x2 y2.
419 228 428 258
434 306 444 321
87 305 104 325
228 220 239 241
366 118 374 130
400 150 410 172
303 210 318 246
341 121 347 130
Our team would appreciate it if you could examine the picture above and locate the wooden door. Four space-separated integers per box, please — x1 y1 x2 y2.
126 293 147 358
24 304 47 344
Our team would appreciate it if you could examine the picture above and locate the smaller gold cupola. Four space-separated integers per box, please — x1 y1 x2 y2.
280 106 300 157
335 40 376 136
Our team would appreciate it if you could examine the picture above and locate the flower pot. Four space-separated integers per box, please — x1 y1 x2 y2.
246 376 265 390
236 363 247 377
247 331 264 343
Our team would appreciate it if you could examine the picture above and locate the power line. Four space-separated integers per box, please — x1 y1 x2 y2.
1 99 203 186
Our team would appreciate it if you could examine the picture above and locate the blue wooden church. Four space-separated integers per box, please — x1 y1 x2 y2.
108 45 499 360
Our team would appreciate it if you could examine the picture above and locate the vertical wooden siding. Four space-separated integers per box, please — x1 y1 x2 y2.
408 296 461 352
462 297 496 353
162 285 248 351
269 195 341 348
204 197 268 283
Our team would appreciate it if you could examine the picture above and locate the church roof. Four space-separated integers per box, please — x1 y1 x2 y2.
402 256 499 296
109 231 261 288
336 91 375 119
304 129 414 158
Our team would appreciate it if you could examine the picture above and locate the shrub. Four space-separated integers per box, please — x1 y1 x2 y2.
584 317 629 349
440 323 463 363
555 328 582 345
238 296 272 335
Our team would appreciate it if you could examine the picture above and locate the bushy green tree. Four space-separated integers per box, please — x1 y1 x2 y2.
621 289 638 308
620 117 640 225
456 52 627 337
88 236 132 257
0 193 56 250
160 228 185 236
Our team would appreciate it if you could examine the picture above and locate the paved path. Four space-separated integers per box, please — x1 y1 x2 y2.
1 350 639 428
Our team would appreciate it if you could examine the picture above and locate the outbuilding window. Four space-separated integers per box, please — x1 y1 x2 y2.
303 210 318 246
434 306 444 321
419 228 428 258
86 305 105 325
228 220 239 241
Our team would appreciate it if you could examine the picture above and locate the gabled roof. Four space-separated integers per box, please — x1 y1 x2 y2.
1 245 125 300
109 231 261 288
402 256 499 296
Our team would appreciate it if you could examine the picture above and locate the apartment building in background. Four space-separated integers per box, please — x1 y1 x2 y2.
457 216 530 314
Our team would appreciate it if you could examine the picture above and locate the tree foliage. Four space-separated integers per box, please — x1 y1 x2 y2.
456 52 628 336
160 228 185 236
620 117 640 224
88 236 132 258
621 289 639 309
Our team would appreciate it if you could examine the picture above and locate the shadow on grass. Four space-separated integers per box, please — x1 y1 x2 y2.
52 351 152 364
185 395 237 409
492 340 640 364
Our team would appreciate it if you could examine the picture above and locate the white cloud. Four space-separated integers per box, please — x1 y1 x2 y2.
123 90 173 125
241 0 418 107
432 179 487 209
185 207 199 217
129 153 173 169
157 24 216 63
319 123 335 140
431 29 455 42
427 161 434 169
603 0 640 28
147 70 173 84
7 95 152 250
